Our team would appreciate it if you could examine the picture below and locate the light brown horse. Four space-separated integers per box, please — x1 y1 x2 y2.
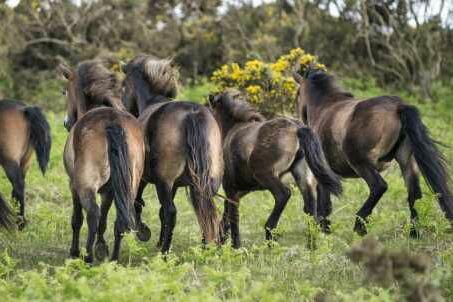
122 56 223 253
0 99 51 229
59 60 145 263
209 91 341 248
293 69 453 236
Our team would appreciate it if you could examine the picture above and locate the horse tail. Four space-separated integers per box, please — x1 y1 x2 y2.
106 123 134 232
0 193 14 231
23 106 51 174
184 110 219 242
297 127 342 196
399 105 453 219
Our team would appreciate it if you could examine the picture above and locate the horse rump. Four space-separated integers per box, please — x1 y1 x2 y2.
23 106 51 174
399 105 453 219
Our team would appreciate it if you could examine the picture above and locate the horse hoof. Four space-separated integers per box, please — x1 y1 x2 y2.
69 249 80 259
319 219 331 234
409 227 421 239
353 218 368 236
95 242 109 261
136 223 151 242
232 241 241 249
17 216 26 230
83 255 94 264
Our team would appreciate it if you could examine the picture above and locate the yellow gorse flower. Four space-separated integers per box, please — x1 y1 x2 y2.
211 48 326 112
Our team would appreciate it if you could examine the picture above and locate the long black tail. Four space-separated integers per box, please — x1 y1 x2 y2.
106 123 134 232
184 110 219 242
0 193 14 231
399 105 453 219
23 106 51 174
297 127 342 196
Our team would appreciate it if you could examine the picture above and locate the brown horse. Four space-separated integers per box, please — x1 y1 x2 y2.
122 56 223 253
208 91 342 248
293 69 453 236
0 99 51 230
59 60 145 262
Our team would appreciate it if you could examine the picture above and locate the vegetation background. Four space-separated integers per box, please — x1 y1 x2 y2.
0 0 453 301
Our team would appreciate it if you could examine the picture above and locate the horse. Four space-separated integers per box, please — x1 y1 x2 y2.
121 55 223 253
58 60 145 263
293 68 453 237
0 99 51 230
208 91 342 248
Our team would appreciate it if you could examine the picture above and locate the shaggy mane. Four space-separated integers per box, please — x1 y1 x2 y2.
306 70 354 100
217 91 265 123
125 55 179 99
76 60 120 105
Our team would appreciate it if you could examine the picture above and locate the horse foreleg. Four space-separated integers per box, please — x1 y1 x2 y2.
353 166 388 236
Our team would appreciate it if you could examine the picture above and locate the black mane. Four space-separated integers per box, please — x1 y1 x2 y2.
216 91 265 123
306 70 354 101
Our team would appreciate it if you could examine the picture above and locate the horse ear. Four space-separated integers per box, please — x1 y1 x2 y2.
58 63 73 80
208 94 217 106
292 71 303 84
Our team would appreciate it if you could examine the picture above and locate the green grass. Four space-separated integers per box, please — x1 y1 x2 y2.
1 80 453 301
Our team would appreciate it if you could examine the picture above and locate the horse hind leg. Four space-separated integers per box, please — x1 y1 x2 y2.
156 181 177 254
316 184 333 233
135 181 151 242
70 189 83 258
78 189 99 263
256 173 291 241
291 159 317 217
220 200 231 245
396 142 422 238
95 191 113 261
4 161 25 229
352 165 388 236
156 186 177 248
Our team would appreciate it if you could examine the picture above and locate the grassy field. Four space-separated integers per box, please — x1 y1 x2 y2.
1 78 453 301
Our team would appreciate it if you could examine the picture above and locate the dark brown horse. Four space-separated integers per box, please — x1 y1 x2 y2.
59 60 145 262
293 69 453 236
0 99 51 230
208 91 342 248
122 56 223 253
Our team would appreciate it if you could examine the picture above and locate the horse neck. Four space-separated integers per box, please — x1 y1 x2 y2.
136 92 169 115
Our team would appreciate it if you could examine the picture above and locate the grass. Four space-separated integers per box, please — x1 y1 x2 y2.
1 79 453 301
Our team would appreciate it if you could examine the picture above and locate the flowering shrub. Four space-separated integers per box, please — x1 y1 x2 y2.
211 48 325 114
